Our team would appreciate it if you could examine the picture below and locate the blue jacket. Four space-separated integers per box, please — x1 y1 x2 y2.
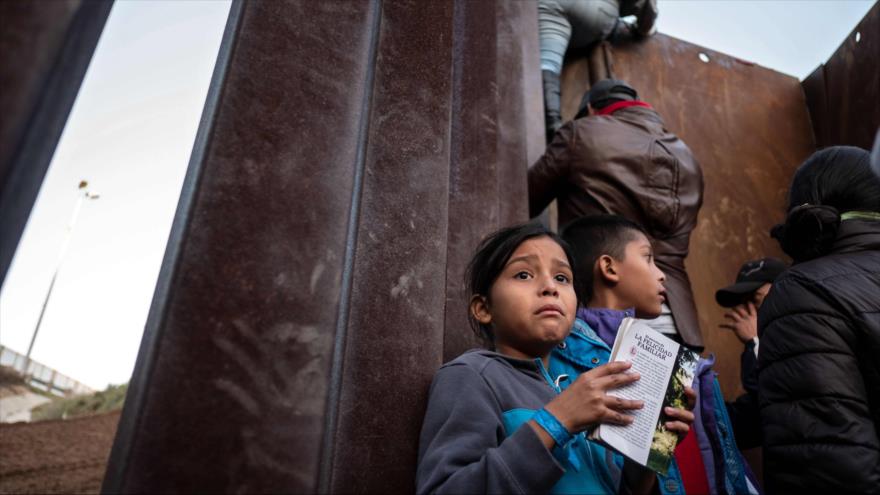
549 310 688 495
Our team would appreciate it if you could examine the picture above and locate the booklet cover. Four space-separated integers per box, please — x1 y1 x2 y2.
588 318 699 474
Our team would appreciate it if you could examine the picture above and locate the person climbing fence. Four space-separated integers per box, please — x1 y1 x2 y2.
539 0 658 142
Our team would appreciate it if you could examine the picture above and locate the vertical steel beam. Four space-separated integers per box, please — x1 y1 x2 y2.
103 0 539 492
104 0 378 491
802 1 879 150
324 0 455 491
442 0 499 361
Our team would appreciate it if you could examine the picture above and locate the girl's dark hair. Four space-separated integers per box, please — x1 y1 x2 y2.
772 146 880 262
465 222 581 345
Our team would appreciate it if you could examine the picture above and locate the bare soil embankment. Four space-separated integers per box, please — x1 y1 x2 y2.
0 410 120 494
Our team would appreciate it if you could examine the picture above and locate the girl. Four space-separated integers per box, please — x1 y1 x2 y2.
416 222 692 494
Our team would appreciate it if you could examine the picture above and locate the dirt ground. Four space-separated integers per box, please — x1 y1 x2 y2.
0 410 120 494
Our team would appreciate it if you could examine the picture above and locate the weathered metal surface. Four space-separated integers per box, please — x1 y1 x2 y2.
803 1 880 150
104 0 540 492
497 0 541 232
801 65 828 146
104 0 372 491
442 0 541 361
442 0 499 361
326 0 454 491
560 34 815 400
0 0 112 284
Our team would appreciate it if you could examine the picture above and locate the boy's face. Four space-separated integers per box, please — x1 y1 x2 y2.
611 233 667 318
472 236 577 361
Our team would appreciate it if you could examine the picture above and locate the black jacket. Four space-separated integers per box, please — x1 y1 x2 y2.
726 341 761 449
757 220 880 493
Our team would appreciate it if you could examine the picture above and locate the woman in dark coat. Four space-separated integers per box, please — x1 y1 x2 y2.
758 146 880 493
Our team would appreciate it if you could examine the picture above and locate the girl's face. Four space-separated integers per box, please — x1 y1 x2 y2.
471 236 577 361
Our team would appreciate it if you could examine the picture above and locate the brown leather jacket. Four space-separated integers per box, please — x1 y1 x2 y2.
528 105 705 348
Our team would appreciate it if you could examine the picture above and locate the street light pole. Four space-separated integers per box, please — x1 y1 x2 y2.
23 180 100 379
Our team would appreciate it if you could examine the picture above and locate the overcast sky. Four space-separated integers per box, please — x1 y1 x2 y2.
0 0 875 390
0 0 232 389
658 0 873 78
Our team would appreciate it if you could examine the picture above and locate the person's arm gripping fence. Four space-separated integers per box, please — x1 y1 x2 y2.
528 122 577 218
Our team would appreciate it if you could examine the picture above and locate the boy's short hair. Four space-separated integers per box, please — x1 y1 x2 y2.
560 215 648 300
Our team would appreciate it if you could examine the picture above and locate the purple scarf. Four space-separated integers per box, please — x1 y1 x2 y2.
575 307 635 347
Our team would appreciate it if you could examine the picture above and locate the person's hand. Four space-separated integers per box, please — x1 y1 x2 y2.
663 386 696 440
543 361 644 434
719 302 758 344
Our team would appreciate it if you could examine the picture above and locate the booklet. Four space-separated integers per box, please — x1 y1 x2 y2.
588 317 699 474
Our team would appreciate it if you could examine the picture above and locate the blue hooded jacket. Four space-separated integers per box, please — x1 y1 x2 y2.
549 308 688 495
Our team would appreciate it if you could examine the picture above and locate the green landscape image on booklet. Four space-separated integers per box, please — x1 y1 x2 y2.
646 345 699 474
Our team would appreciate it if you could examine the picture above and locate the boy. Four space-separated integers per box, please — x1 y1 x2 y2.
716 257 786 450
553 215 758 495
550 215 691 495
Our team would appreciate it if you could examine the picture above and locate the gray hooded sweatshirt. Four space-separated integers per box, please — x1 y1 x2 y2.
416 349 569 494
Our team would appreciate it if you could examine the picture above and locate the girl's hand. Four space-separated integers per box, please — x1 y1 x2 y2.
544 361 644 433
663 386 696 439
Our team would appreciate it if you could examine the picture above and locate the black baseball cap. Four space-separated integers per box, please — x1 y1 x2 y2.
575 79 638 119
715 257 787 307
